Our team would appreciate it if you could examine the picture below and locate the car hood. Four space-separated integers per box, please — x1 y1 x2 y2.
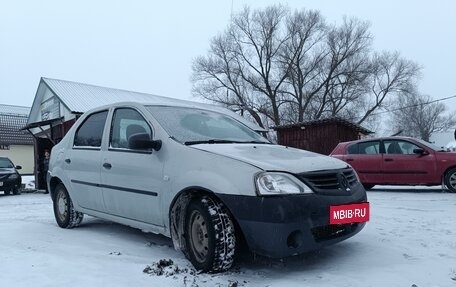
0 168 16 175
190 144 348 173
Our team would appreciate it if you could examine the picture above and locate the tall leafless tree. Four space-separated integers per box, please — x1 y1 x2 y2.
390 93 456 141
192 5 422 130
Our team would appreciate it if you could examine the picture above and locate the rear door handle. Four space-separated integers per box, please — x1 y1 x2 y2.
103 163 112 169
346 158 354 162
64 158 71 164
384 158 393 162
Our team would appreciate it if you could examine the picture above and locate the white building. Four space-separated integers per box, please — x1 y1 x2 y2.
0 104 34 174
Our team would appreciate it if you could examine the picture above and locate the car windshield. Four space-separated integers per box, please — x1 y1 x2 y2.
414 138 446 151
0 158 14 168
146 106 270 145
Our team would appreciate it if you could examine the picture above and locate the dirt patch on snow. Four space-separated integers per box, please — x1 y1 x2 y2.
143 259 247 287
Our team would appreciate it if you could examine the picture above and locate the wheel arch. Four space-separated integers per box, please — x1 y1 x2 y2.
443 166 456 178
168 186 244 254
49 176 63 200
443 166 456 192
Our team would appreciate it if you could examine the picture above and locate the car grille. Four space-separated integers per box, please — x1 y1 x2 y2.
297 168 359 195
311 223 359 242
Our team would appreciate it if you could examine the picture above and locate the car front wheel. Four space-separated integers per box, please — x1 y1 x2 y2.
444 168 456 193
53 183 84 228
184 196 236 272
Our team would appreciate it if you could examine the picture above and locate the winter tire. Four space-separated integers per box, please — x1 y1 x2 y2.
185 196 236 272
444 168 456 193
53 183 84 228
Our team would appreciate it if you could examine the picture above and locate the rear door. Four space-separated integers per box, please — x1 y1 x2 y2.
382 139 436 184
100 107 163 226
65 110 108 212
344 140 383 184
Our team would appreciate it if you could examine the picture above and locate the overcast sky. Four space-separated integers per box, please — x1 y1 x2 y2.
1 0 455 115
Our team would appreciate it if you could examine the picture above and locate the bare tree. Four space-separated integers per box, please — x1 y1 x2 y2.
192 5 291 127
356 51 421 124
278 9 326 123
192 5 422 131
390 94 456 141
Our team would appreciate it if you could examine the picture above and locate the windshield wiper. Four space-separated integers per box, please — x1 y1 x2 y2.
184 139 242 145
184 139 270 145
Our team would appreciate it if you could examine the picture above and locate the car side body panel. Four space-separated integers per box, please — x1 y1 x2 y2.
330 136 456 186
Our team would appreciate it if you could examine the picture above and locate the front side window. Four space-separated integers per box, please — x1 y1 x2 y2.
110 108 152 149
146 106 269 145
384 140 421 155
74 111 108 147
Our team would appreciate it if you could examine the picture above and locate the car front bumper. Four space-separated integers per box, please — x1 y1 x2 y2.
217 185 367 258
0 175 21 192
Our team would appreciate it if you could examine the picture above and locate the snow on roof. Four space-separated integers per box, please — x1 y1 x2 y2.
0 104 30 116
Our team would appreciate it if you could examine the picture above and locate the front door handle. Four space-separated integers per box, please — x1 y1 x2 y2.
346 158 354 162
384 158 393 162
103 162 112 169
64 158 71 164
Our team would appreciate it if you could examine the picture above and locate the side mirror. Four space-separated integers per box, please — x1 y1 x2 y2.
128 133 162 151
413 148 428 155
15 165 22 170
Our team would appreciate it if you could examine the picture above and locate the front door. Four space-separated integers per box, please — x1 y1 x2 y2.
382 139 436 184
101 108 163 226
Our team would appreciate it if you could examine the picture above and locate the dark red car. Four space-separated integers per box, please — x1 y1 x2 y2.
330 136 456 192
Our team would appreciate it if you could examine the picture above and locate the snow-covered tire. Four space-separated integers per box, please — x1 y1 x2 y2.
53 183 84 228
184 196 236 272
4 190 11 195
444 168 456 193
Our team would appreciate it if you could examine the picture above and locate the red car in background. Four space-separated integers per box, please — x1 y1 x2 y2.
330 136 456 192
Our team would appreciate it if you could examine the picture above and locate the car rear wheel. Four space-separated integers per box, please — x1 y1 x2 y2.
53 183 84 228
184 196 236 272
4 190 11 195
444 168 456 193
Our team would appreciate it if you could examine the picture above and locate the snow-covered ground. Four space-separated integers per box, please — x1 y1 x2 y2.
0 189 455 287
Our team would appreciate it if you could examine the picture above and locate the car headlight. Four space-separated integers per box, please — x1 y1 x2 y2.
255 172 313 195
8 173 19 180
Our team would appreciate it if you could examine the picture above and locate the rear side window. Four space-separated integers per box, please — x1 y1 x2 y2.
347 142 381 155
357 141 380 154
74 111 108 147
347 144 358 154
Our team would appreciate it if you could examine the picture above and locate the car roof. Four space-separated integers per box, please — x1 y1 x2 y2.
339 136 420 145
